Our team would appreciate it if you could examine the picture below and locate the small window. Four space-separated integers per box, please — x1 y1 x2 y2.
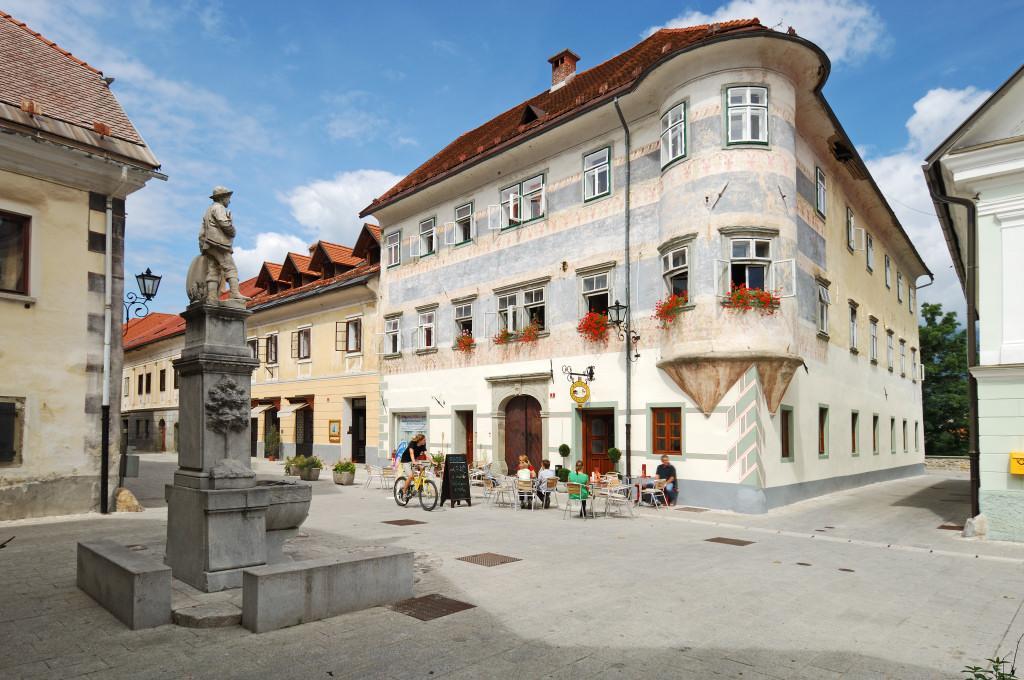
500 174 545 228
899 339 906 376
914 421 920 452
581 272 610 315
384 317 401 354
0 397 24 466
159 368 166 392
911 348 918 381
247 339 258 360
583 147 611 200
872 414 879 454
145 372 152 394
909 286 916 315
455 303 473 337
123 376 129 397
419 217 436 256
660 102 686 166
385 231 401 267
730 238 771 290
886 331 894 371
523 287 545 330
137 374 144 395
884 254 891 288
418 311 435 350
818 406 829 457
725 86 768 144
890 417 896 454
266 334 278 364
173 369 178 390
292 327 311 360
848 304 858 350
851 411 860 455
661 247 689 296
652 407 682 455
0 211 30 295
897 272 904 303
454 203 473 244
346 318 362 353
869 319 878 362
866 233 875 271
498 293 519 332
902 419 908 453
846 208 856 251
815 167 827 217
817 284 830 335
780 407 793 460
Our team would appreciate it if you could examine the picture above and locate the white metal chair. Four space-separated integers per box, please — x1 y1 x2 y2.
363 464 382 489
603 482 636 518
380 465 397 491
537 476 559 509
562 482 591 520
516 479 536 510
490 476 517 508
640 479 669 509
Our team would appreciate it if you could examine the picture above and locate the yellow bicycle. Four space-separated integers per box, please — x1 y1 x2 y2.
394 464 438 511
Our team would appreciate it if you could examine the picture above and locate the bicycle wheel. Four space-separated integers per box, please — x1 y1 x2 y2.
418 479 439 511
393 477 411 506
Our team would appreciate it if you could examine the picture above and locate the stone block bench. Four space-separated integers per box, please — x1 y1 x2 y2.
77 539 171 630
241 547 413 633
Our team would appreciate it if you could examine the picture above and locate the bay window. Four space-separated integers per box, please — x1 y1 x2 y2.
660 102 686 166
661 247 688 297
725 86 767 144
731 238 771 290
583 147 611 200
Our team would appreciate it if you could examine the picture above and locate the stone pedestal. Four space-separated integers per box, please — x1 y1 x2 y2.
166 301 265 592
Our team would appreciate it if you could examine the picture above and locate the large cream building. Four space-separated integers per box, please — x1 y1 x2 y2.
0 11 162 519
362 20 930 512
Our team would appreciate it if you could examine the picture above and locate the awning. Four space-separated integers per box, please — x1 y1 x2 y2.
277 402 309 417
250 404 273 418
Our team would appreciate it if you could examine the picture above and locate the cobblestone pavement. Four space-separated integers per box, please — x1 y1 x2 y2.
1 463 1022 679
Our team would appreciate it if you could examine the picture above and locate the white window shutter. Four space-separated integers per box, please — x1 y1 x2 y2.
469 214 477 239
919 364 926 381
539 184 547 216
408 235 420 258
714 259 729 298
487 205 500 231
771 259 796 298
441 221 453 246
509 193 520 221
376 333 387 355
853 227 866 251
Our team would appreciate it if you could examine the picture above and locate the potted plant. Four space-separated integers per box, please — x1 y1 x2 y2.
607 447 622 472
556 466 571 483
519 321 541 343
264 423 281 461
283 455 299 476
332 459 356 485
722 284 781 315
430 452 445 475
455 330 476 353
558 443 570 461
577 311 610 342
298 455 323 481
653 292 689 329
493 327 514 345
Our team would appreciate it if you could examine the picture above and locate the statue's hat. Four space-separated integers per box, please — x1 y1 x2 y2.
210 186 233 199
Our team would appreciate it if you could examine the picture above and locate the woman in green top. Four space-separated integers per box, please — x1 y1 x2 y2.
567 460 591 517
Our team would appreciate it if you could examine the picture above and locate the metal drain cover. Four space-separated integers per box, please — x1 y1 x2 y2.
457 552 521 567
676 506 709 513
382 519 426 526
938 523 965 531
705 536 754 547
390 594 475 621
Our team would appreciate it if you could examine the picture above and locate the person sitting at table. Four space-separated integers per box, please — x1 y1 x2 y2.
516 454 536 508
567 460 591 517
655 454 678 506
534 459 556 509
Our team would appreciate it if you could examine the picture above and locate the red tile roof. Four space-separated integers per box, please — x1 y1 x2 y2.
360 19 766 216
238 276 262 299
123 313 185 351
316 241 363 267
248 263 380 308
352 223 382 260
0 10 149 147
283 252 315 276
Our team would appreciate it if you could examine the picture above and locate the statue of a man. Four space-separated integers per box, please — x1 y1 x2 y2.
198 186 248 303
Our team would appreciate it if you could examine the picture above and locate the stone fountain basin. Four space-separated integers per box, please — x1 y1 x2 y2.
256 480 312 531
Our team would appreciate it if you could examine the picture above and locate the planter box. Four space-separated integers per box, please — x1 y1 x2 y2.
298 468 321 481
333 471 355 485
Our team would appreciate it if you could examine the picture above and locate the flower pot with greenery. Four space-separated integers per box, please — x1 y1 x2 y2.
264 423 281 461
298 455 323 481
519 321 541 344
577 312 610 342
455 330 476 353
493 328 515 345
722 284 780 315
653 292 689 329
283 455 300 476
558 443 570 461
556 466 571 483
607 447 622 472
430 452 445 475
332 459 356 485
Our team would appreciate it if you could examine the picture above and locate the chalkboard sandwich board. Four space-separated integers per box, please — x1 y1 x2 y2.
440 453 472 508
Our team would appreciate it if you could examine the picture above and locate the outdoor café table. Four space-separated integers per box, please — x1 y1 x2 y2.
588 480 631 516
624 475 653 506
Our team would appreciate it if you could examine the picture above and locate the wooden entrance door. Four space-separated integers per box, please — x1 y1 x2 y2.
504 395 541 473
295 406 314 457
457 411 474 466
582 410 615 476
351 400 366 463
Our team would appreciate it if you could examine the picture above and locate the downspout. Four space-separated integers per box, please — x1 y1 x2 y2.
613 96 632 478
101 166 129 514
925 176 979 518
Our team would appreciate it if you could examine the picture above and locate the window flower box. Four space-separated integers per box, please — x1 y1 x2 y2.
519 321 541 344
577 312 610 342
653 292 689 329
493 328 515 345
722 284 780 315
455 330 476 353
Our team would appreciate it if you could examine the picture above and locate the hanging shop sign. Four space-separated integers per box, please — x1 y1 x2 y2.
569 379 591 408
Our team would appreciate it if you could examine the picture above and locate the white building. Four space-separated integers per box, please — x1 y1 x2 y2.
924 65 1024 540
362 20 929 512
122 313 186 454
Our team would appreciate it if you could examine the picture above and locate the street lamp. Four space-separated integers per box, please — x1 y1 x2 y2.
124 268 162 327
606 299 640 362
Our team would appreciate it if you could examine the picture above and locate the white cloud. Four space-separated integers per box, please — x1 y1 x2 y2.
234 232 311 280
865 86 992 319
279 169 403 245
324 91 387 143
647 0 887 64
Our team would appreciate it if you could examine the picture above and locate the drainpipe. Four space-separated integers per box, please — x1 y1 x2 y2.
925 184 979 518
100 166 129 514
613 97 632 478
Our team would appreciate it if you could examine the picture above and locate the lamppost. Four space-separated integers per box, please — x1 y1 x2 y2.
123 268 162 328
606 299 640 478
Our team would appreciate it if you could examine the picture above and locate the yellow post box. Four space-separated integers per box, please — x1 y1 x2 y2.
1010 452 1024 475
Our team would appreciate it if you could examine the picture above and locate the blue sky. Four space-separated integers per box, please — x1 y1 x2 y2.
7 0 1023 315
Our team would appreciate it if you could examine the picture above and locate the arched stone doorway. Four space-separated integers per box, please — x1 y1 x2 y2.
504 395 542 473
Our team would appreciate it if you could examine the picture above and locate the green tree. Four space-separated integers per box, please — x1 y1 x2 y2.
919 302 968 455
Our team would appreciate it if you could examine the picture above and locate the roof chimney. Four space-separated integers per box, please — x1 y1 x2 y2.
548 49 580 91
